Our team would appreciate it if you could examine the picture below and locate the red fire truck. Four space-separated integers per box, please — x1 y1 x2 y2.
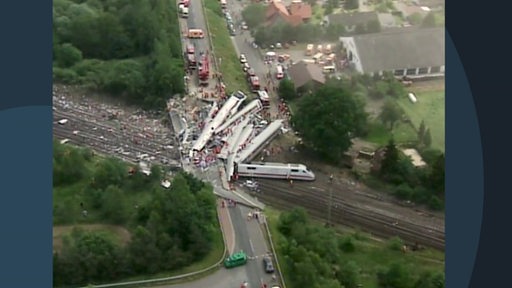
248 75 260 92
198 52 210 86
185 43 196 69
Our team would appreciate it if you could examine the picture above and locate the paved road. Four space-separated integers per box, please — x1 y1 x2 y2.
152 205 273 288
229 205 276 288
226 0 283 119
182 0 219 88
174 1 273 287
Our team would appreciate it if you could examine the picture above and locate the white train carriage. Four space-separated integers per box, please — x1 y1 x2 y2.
236 162 315 181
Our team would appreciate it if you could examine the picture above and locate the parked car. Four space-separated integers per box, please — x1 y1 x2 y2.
242 62 250 72
263 256 275 273
239 54 247 63
241 21 249 30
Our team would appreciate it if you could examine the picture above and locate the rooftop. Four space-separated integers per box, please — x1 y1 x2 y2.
288 61 326 88
351 27 445 73
327 11 379 27
402 148 427 167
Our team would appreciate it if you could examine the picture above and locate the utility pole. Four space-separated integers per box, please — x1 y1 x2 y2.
327 174 334 227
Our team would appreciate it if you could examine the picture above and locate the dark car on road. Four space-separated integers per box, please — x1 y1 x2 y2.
262 256 275 273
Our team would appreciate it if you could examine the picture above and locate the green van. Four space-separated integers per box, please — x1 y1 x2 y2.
224 251 248 268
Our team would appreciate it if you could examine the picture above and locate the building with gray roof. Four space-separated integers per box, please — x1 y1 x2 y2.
340 27 444 78
287 61 326 92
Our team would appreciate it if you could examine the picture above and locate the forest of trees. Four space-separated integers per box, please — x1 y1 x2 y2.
276 208 445 288
283 73 445 210
53 141 218 287
377 139 445 210
53 0 185 109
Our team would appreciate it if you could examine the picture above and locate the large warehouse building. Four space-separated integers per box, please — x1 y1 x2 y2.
340 27 445 78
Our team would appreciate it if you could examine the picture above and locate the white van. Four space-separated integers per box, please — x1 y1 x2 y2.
180 6 189 18
275 65 284 80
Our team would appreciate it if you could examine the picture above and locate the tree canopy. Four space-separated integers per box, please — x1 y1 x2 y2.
53 141 218 286
53 0 185 109
276 208 445 288
291 79 368 163
376 139 445 210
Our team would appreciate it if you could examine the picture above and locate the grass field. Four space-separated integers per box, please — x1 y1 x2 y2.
364 120 418 147
203 0 250 95
396 90 445 151
53 224 131 253
264 207 445 288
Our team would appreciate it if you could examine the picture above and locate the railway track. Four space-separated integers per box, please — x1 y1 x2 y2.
52 89 446 250
53 109 181 166
243 178 445 250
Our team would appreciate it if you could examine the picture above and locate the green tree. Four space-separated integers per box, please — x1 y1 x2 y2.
414 271 445 288
127 226 162 274
101 185 129 224
428 195 443 210
53 67 79 84
339 261 360 288
53 145 87 186
291 252 319 286
369 80 389 99
292 83 368 163
92 157 126 189
278 78 296 100
417 120 426 142
394 183 414 200
103 59 146 96
94 12 132 59
379 139 401 180
427 153 445 195
242 4 266 29
325 24 347 41
54 229 125 286
119 0 158 56
379 100 404 130
278 208 309 236
423 128 432 147
55 43 83 67
377 262 413 288
339 236 356 253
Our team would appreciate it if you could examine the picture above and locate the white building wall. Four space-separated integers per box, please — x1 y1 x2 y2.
339 37 364 74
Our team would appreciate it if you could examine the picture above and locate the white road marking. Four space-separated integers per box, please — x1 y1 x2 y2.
249 239 255 254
